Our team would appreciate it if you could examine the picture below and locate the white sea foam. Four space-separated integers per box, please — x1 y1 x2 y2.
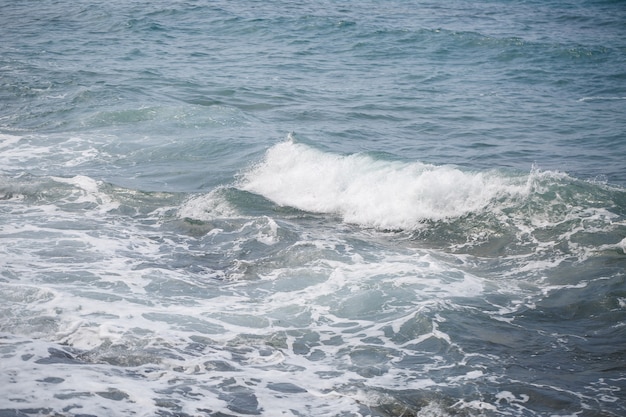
0 188 486 416
0 133 23 151
178 187 240 220
240 139 529 230
2 0 624 414
2 179 619 417
1 147 621 417
51 175 120 213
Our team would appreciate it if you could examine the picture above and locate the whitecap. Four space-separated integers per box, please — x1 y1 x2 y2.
178 187 239 221
239 139 529 230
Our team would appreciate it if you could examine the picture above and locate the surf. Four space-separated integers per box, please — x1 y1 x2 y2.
239 136 533 230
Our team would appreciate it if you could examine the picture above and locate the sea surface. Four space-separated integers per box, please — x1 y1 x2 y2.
1 1 626 416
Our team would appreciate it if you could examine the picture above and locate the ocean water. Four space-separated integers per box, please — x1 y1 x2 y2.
1 1 626 416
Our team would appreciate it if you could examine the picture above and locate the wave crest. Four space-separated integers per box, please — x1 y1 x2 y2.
239 139 530 230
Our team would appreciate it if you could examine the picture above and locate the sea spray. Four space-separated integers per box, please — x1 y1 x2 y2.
240 139 531 230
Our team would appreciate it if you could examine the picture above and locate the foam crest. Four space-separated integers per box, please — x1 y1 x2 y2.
177 188 239 221
51 175 120 213
0 133 23 151
240 140 527 230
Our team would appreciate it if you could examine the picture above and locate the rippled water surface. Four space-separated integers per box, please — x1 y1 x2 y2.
1 1 625 416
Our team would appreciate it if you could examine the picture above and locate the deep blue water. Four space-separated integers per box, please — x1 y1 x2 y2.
1 1 626 416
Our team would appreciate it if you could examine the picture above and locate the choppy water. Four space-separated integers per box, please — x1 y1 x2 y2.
1 1 626 416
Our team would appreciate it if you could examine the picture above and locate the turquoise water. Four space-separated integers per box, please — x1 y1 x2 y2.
1 1 626 416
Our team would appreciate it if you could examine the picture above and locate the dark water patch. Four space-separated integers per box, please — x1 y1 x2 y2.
365 389 466 417
38 376 64 384
204 360 240 373
96 388 129 401
0 410 53 417
0 412 27 417
35 347 83 365
267 382 307 394
216 378 261 415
